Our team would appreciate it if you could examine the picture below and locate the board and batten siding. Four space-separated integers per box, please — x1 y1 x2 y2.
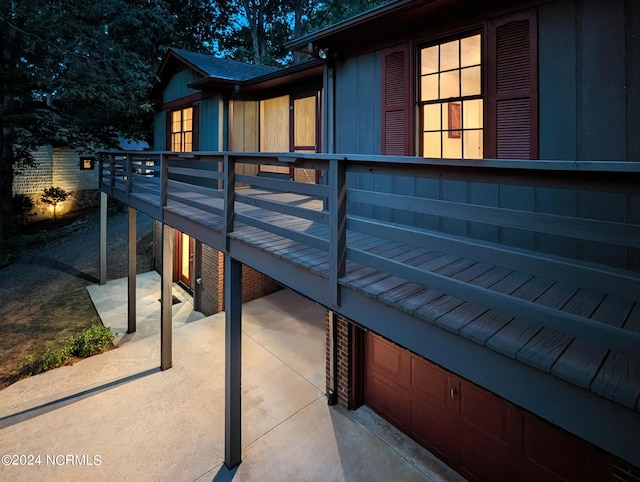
198 95 223 151
154 111 166 151
162 69 201 104
338 1 639 272
538 0 640 161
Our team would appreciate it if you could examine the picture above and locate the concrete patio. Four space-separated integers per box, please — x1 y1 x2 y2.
0 274 463 481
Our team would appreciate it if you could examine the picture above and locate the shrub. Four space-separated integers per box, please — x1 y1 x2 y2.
41 186 70 220
14 323 114 379
12 194 34 224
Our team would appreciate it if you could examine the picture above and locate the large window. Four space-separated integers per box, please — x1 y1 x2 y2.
171 107 193 152
419 34 482 159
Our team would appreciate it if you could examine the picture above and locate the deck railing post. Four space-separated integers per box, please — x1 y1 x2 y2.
328 158 347 307
126 153 133 195
98 155 104 192
110 155 116 194
160 153 168 211
161 222 174 370
223 154 235 252
127 206 137 334
224 255 242 469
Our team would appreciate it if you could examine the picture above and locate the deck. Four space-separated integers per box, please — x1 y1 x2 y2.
99 150 640 466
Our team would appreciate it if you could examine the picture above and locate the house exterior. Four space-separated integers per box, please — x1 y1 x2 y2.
282 0 640 480
146 49 323 314
101 1 640 480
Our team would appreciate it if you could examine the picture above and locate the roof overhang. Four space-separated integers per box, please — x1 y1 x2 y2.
287 0 551 59
187 59 324 98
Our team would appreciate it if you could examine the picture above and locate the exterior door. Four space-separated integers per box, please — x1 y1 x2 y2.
175 231 194 290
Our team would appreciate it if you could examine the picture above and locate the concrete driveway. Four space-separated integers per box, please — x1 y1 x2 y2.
0 279 462 482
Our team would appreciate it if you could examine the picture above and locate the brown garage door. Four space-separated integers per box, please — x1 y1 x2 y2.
363 331 610 481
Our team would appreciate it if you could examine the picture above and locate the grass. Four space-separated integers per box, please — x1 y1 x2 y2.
0 288 108 389
12 323 114 381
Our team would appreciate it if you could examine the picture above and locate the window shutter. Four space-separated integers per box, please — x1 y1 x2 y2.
192 103 200 151
166 110 172 151
487 12 538 159
381 45 411 156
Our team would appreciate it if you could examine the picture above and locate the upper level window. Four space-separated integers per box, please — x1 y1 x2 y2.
419 34 482 159
171 107 193 152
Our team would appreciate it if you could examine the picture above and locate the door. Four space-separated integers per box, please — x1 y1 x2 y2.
291 92 319 183
175 231 194 291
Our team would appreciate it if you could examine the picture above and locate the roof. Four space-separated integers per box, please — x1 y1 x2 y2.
170 49 279 81
148 48 322 104
285 0 438 54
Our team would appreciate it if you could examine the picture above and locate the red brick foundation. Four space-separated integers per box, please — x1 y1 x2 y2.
326 311 361 410
153 221 282 316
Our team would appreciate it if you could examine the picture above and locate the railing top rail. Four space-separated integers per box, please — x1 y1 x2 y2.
98 150 640 174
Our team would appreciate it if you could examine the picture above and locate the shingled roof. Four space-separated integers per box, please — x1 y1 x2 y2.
170 49 279 81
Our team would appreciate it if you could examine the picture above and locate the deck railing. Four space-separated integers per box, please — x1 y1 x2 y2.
98 151 640 357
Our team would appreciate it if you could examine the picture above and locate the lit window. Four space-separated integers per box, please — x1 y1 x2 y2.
171 107 193 152
419 34 483 159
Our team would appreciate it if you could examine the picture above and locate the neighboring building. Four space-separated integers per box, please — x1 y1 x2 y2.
12 146 101 222
13 137 148 223
108 1 640 480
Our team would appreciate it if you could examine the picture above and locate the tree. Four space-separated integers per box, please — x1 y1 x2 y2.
213 0 388 66
41 186 69 221
0 0 175 239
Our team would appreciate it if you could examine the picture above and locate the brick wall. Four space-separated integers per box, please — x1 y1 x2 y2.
241 265 281 303
197 244 224 315
13 146 53 194
13 146 97 194
326 311 358 409
52 148 98 191
13 146 99 223
153 222 282 316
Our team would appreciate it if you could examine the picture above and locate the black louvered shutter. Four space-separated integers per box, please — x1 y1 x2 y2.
191 103 199 151
381 45 411 156
487 12 538 159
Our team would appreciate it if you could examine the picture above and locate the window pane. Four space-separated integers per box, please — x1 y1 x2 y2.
421 46 438 75
442 132 462 158
463 130 483 159
463 99 483 129
440 70 460 99
423 103 441 131
440 40 459 71
172 111 181 125
461 66 481 96
461 35 481 67
423 132 441 158
421 74 438 101
172 133 181 151
184 132 192 152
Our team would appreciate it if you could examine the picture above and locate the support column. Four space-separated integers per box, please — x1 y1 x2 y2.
99 192 107 285
161 223 175 370
224 255 242 469
128 207 137 334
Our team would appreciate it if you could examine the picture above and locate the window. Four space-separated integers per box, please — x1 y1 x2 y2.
80 156 95 170
171 107 193 152
419 34 483 159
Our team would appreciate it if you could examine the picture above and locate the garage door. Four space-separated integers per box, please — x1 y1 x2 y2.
363 331 610 481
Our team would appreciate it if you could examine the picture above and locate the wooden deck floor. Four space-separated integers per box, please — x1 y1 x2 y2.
145 188 640 413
